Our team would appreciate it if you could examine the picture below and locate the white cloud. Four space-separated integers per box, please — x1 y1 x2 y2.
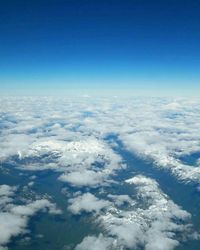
75 234 115 250
1 96 200 249
116 99 200 184
107 194 132 206
96 175 196 250
0 184 61 249
11 137 123 188
0 185 15 197
59 170 105 187
2 96 200 184
68 174 198 250
68 193 110 215
0 185 16 206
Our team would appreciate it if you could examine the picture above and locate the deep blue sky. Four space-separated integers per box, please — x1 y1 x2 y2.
0 0 200 95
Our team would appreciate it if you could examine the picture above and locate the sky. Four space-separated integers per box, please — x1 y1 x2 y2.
0 0 200 96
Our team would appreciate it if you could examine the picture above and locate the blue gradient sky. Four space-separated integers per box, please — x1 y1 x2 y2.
0 0 200 95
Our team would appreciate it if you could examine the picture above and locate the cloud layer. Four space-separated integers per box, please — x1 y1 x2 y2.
1 97 200 184
1 96 200 249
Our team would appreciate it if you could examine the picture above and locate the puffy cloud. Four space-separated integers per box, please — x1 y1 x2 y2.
95 175 196 250
6 137 123 188
1 96 200 249
107 194 132 206
0 184 61 249
0 185 16 206
116 99 200 184
68 193 110 215
2 96 200 184
69 175 198 250
75 234 115 250
9 199 61 216
121 132 200 183
0 185 15 197
0 133 35 161
145 230 179 250
59 170 105 187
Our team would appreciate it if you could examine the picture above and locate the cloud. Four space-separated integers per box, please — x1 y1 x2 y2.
107 194 132 206
75 234 115 250
116 99 200 184
68 174 198 250
6 137 123 188
0 185 16 206
1 96 200 249
0 184 15 197
94 175 196 250
68 193 110 215
0 184 61 249
9 199 61 216
59 170 105 187
2 96 200 185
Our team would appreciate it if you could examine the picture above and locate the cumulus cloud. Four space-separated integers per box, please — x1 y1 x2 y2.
116 99 200 184
59 170 105 187
0 184 15 197
75 234 115 250
68 174 198 250
1 130 123 188
1 96 200 249
0 184 61 249
89 175 196 250
68 193 110 215
0 185 16 206
107 194 132 206
2 96 200 184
